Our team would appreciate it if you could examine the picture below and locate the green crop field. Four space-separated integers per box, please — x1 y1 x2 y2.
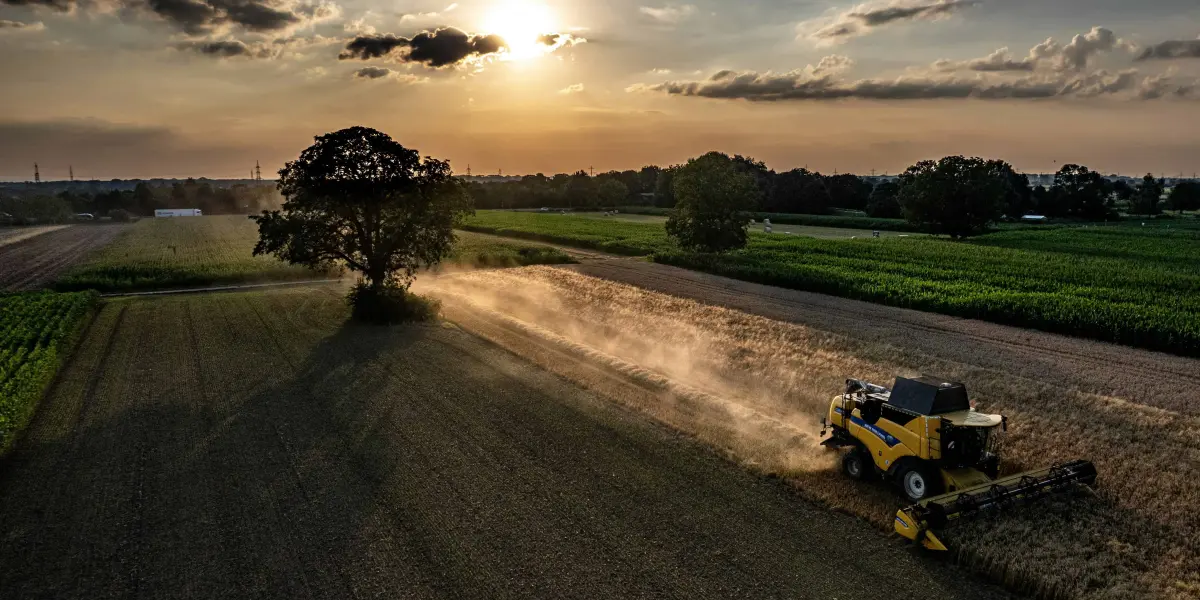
54 216 573 293
463 210 1200 356
461 211 672 255
0 291 96 451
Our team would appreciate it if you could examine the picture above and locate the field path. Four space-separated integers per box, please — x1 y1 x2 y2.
0 224 128 291
564 259 1200 413
0 288 1009 599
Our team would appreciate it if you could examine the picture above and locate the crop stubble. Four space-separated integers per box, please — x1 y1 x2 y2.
0 287 1004 599
0 225 128 292
422 265 1200 600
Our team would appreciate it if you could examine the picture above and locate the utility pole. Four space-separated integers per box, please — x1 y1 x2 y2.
255 161 262 182
69 165 74 182
466 164 472 177
871 168 876 177
589 165 594 177
34 163 40 184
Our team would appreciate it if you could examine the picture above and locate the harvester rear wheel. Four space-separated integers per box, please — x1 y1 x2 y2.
897 464 942 502
842 448 874 481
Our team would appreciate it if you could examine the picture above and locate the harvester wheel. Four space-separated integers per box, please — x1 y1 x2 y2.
842 448 874 481
898 464 942 502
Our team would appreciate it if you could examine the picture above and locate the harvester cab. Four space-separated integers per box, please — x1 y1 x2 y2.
820 376 1097 551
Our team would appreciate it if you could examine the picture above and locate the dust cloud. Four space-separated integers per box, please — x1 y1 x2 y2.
419 265 896 477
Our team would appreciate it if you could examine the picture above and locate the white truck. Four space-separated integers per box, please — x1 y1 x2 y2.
155 209 203 218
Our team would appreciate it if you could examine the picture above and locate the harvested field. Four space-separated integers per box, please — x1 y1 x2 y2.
0 225 71 248
0 288 1004 599
422 265 1200 599
0 225 128 292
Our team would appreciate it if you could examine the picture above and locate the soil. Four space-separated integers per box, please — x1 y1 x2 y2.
0 288 1012 599
0 224 128 292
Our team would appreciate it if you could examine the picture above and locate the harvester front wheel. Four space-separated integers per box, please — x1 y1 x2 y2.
842 448 874 481
898 464 942 502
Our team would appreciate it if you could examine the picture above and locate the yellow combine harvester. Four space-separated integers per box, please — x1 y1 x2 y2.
819 377 1098 550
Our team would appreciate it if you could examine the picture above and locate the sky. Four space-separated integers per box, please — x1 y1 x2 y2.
1 0 1199 180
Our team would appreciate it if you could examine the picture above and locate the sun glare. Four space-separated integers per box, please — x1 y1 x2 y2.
484 1 556 61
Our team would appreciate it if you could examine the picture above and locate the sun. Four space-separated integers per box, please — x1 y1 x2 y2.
483 1 556 61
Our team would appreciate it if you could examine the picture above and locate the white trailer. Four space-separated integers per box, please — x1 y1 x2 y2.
155 209 203 218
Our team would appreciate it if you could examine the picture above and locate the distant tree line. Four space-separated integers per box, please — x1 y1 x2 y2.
0 179 281 224
464 160 1200 226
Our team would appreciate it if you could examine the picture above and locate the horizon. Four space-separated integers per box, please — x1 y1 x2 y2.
3 1 1200 179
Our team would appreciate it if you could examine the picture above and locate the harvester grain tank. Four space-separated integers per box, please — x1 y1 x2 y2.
819 376 1098 550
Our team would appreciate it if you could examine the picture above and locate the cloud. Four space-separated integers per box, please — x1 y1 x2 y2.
0 0 72 12
0 0 340 35
805 0 978 44
639 4 695 24
1136 39 1200 61
339 28 506 68
177 39 253 57
536 32 585 51
629 58 1195 102
0 19 46 30
935 47 1036 73
176 34 335 59
351 66 427 83
354 65 392 79
935 27 1131 74
558 83 584 95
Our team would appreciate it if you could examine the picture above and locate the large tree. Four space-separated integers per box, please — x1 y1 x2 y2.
1133 174 1164 215
1168 181 1200 213
865 181 902 218
251 126 471 299
897 156 1010 238
666 152 761 252
1051 164 1113 220
771 168 830 214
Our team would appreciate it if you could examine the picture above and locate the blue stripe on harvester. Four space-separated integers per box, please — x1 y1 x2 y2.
834 407 901 447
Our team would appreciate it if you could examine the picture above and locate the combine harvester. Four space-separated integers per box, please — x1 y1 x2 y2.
819 376 1098 551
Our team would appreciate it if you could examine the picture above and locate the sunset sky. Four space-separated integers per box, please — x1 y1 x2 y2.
2 0 1199 180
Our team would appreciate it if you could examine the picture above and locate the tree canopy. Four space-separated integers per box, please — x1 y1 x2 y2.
665 152 760 252
897 156 1010 238
251 126 471 293
1168 181 1200 213
1050 164 1114 220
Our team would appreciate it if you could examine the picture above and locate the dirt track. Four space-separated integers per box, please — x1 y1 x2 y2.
0 224 127 292
567 259 1200 414
0 288 1009 599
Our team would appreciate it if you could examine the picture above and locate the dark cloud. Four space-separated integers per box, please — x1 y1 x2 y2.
339 28 506 68
853 0 978 27
812 0 979 41
177 39 251 57
339 33 409 60
0 0 321 35
630 66 1188 102
1136 39 1200 61
208 0 299 32
354 66 391 79
0 0 73 11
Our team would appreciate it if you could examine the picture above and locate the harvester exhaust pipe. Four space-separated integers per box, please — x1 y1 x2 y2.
894 460 1098 551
